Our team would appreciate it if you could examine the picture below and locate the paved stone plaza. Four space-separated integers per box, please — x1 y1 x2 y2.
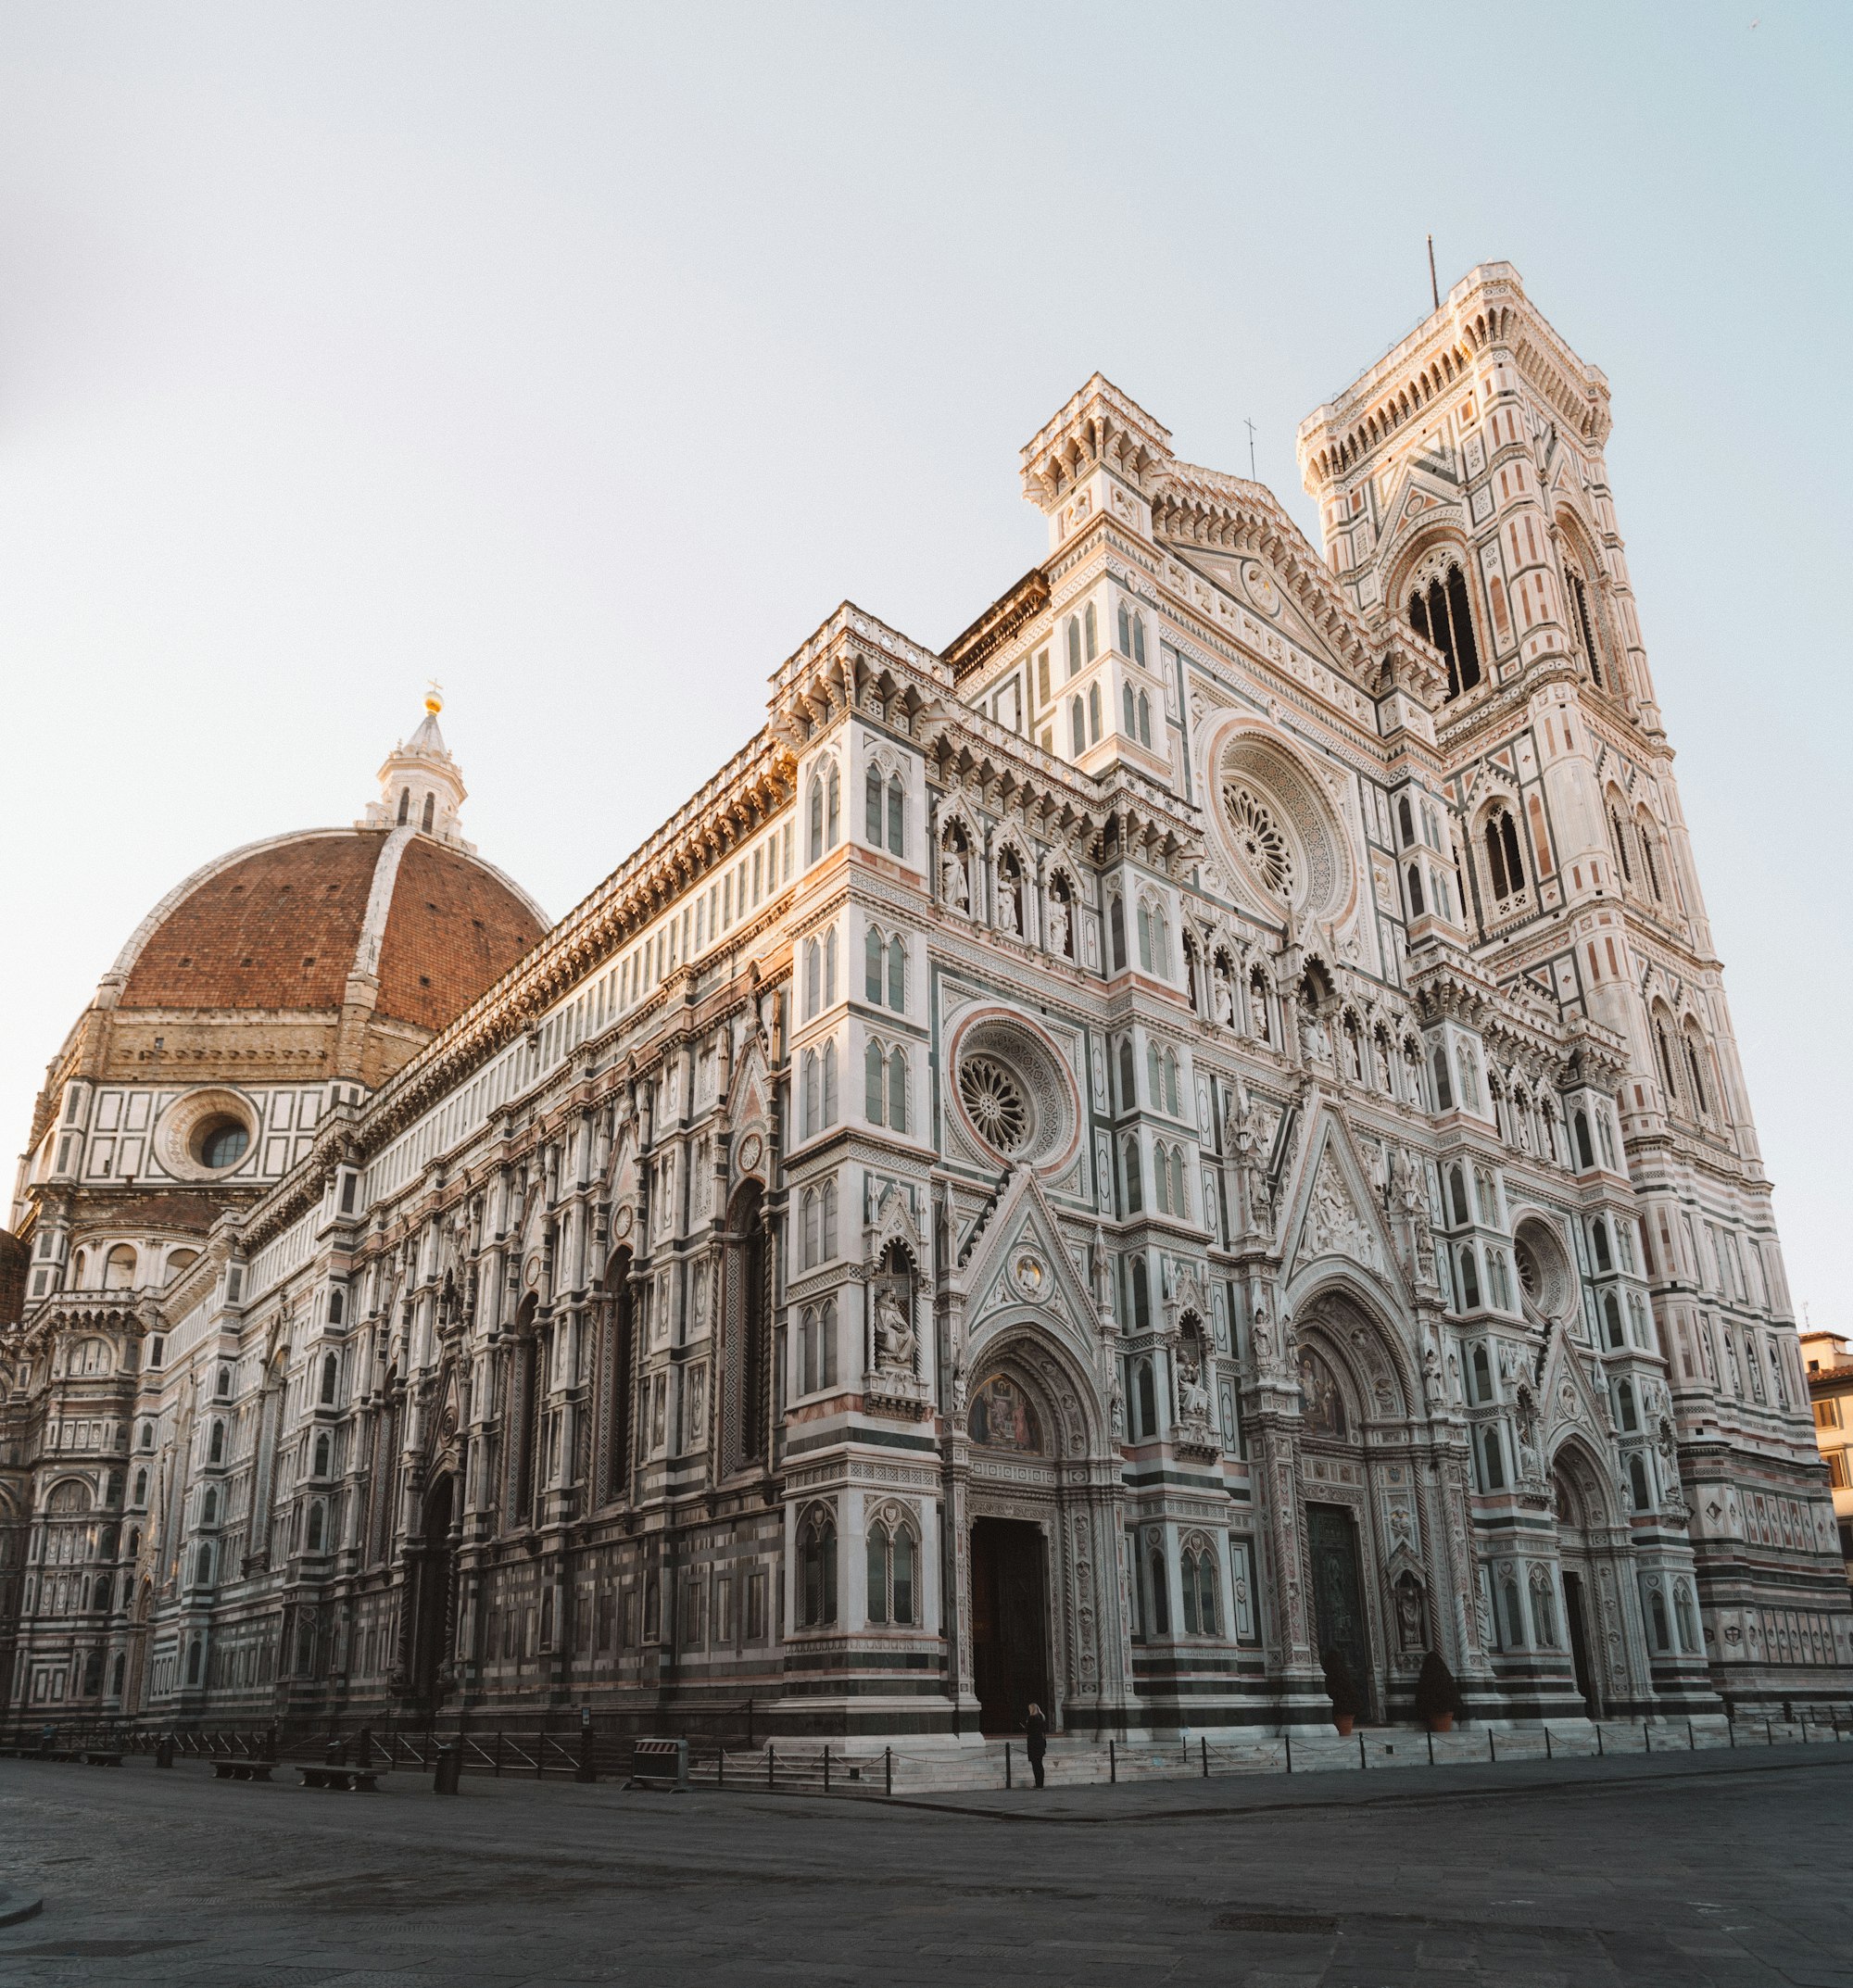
4 1747 1852 1985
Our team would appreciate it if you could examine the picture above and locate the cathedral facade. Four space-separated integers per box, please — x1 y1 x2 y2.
5 263 1847 1740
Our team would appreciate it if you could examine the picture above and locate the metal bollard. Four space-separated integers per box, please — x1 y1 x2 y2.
1004 1743 1012 1790
885 1747 893 1797
575 1710 596 1785
1201 1737 1208 1780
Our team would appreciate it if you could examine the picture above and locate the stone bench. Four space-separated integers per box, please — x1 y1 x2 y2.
79 1751 123 1768
210 1759 274 1782
296 1764 380 1793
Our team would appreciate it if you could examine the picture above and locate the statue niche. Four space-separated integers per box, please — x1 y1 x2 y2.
864 1239 929 1420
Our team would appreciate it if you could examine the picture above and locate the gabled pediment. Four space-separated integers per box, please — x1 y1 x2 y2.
1283 1110 1398 1289
962 1169 1101 1360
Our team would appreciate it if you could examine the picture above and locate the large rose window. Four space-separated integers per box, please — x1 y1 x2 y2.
1207 730 1351 923
1221 783 1294 900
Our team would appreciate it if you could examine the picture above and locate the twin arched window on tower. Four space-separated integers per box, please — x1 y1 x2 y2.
1407 561 1483 699
864 763 906 857
864 1039 909 1132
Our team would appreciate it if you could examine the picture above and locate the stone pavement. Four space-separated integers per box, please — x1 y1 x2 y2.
3 1744 1851 1985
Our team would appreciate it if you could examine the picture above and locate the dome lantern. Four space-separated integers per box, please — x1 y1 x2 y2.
363 684 472 850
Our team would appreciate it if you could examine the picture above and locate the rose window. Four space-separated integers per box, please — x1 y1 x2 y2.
1515 1239 1540 1303
958 1055 1028 1153
1222 783 1293 900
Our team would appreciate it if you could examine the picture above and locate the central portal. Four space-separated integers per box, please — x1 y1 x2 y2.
970 1516 1051 1734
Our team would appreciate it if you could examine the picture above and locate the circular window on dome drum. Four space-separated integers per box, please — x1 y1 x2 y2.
1207 728 1352 923
950 1015 1078 1171
194 1117 250 1171
155 1087 258 1182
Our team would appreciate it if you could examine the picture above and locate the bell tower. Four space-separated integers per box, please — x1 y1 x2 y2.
1298 263 1827 1695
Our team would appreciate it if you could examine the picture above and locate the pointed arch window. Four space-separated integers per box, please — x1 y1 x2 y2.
1122 1134 1144 1216
1117 1037 1137 1113
1407 561 1483 698
320 1353 338 1405
1123 681 1138 737
1088 683 1102 741
397 786 410 824
421 792 435 832
1083 600 1097 660
888 1047 908 1134
821 1039 838 1126
1066 616 1081 675
1484 809 1525 902
1456 1244 1481 1310
1108 893 1127 971
1639 819 1664 900
1180 1543 1219 1635
866 1517 917 1627
1683 1030 1710 1116
807 774 825 863
865 925 883 1002
1406 862 1425 918
886 774 905 855
1431 1046 1454 1112
1568 565 1605 687
887 935 905 1010
826 761 840 847
1138 690 1152 747
865 762 884 844
1133 1354 1157 1436
866 1039 887 1125
1608 806 1632 884
1070 696 1086 756
799 1509 838 1626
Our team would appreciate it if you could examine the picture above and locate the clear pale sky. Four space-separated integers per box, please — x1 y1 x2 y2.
2 4 1846 1323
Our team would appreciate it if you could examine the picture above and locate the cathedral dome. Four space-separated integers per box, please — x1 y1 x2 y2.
61 695 549 1110
112 824 545 1034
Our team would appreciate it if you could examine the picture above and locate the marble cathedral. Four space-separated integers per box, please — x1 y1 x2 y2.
5 263 1847 1739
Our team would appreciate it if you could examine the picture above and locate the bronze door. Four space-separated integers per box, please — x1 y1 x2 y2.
970 1517 1051 1734
1307 1503 1372 1717
1564 1571 1599 1716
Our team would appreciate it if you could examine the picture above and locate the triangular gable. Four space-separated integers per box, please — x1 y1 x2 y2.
1539 1324 1616 1452
726 1037 772 1141
961 1168 1102 1363
1283 1111 1398 1289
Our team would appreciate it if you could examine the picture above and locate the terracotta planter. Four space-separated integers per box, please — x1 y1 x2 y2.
1427 1713 1455 1734
1333 1713 1355 1736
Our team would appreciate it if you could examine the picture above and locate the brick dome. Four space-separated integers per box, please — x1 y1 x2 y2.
114 826 547 1033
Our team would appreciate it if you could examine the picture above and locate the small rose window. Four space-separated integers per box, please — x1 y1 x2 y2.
959 1055 1028 1153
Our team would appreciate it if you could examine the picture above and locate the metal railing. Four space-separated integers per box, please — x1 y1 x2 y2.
7 1704 1850 1799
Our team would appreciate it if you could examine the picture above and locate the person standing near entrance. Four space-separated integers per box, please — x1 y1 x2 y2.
1024 1703 1048 1789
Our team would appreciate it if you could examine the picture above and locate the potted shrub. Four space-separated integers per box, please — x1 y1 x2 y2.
1415 1649 1462 1733
1321 1647 1363 1736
